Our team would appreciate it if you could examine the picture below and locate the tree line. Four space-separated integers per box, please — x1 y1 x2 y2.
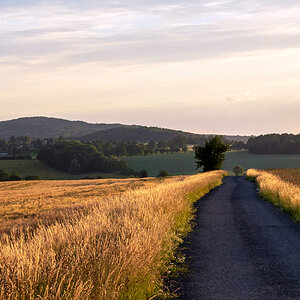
38 140 134 175
247 134 300 154
0 135 190 157
0 134 247 159
0 169 40 181
88 135 189 157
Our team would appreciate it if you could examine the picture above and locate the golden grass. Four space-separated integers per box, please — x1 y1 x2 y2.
0 171 226 299
266 169 300 187
246 169 300 222
0 178 159 235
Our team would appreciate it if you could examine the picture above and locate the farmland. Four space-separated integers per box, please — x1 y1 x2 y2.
266 169 300 186
1 151 299 180
125 151 300 176
0 159 124 180
0 171 226 299
247 168 300 222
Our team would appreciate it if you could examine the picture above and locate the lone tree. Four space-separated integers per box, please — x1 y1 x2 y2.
195 136 229 172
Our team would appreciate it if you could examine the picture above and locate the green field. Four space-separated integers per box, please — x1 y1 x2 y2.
125 151 300 176
0 160 123 180
1 151 300 179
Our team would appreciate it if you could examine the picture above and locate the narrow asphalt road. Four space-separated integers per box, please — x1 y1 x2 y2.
177 176 300 300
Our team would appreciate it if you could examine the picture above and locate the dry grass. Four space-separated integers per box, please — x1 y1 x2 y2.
0 171 226 299
0 178 158 235
246 169 300 222
266 169 300 187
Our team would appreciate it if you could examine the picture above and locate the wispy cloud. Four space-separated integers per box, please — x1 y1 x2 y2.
0 0 300 134
1 0 300 68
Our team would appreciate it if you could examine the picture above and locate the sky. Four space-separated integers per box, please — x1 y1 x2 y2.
0 0 300 135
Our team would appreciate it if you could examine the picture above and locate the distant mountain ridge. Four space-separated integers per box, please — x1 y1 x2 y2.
0 117 250 142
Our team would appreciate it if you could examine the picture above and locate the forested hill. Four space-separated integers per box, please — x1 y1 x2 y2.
0 116 250 143
248 133 300 154
0 117 123 139
80 126 249 143
79 126 207 143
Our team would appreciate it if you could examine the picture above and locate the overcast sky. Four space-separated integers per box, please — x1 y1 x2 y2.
1 0 300 135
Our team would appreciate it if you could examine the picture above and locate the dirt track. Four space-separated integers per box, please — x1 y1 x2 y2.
177 176 300 299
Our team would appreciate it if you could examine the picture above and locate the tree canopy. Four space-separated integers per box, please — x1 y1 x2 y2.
38 140 133 175
247 134 300 154
195 136 229 172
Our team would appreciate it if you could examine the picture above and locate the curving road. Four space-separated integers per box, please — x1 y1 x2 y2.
177 176 300 300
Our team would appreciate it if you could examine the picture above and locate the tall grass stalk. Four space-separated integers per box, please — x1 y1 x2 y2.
0 171 225 299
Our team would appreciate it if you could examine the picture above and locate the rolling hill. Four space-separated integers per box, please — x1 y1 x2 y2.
79 126 207 143
79 127 250 143
0 117 123 139
0 116 250 142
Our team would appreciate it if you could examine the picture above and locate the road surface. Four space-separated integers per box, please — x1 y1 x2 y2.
177 176 300 299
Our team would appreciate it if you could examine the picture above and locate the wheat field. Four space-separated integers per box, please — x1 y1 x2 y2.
0 171 225 299
266 169 300 187
246 169 300 222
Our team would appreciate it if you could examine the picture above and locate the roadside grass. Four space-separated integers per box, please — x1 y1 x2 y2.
0 171 226 299
246 169 300 222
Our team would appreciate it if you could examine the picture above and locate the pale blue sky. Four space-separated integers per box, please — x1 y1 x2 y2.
0 0 300 134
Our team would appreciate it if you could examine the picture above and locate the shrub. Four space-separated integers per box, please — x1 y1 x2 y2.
0 169 10 181
24 175 40 180
233 165 244 176
139 169 148 178
157 170 170 178
9 172 22 181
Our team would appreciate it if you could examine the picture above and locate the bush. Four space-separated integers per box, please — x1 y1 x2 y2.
9 172 22 181
0 169 10 181
157 170 170 178
0 170 22 181
139 169 148 178
233 166 244 176
24 175 40 180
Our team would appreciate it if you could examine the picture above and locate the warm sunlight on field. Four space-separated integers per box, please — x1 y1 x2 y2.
0 178 159 235
247 169 300 222
0 171 226 299
266 169 300 187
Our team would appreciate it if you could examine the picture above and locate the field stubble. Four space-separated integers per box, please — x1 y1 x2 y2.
0 171 226 299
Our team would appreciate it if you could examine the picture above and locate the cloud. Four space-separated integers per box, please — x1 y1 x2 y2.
1 0 300 69
0 0 300 135
225 90 257 102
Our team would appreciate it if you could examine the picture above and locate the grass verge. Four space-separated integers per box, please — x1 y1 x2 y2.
246 169 300 222
0 171 226 299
